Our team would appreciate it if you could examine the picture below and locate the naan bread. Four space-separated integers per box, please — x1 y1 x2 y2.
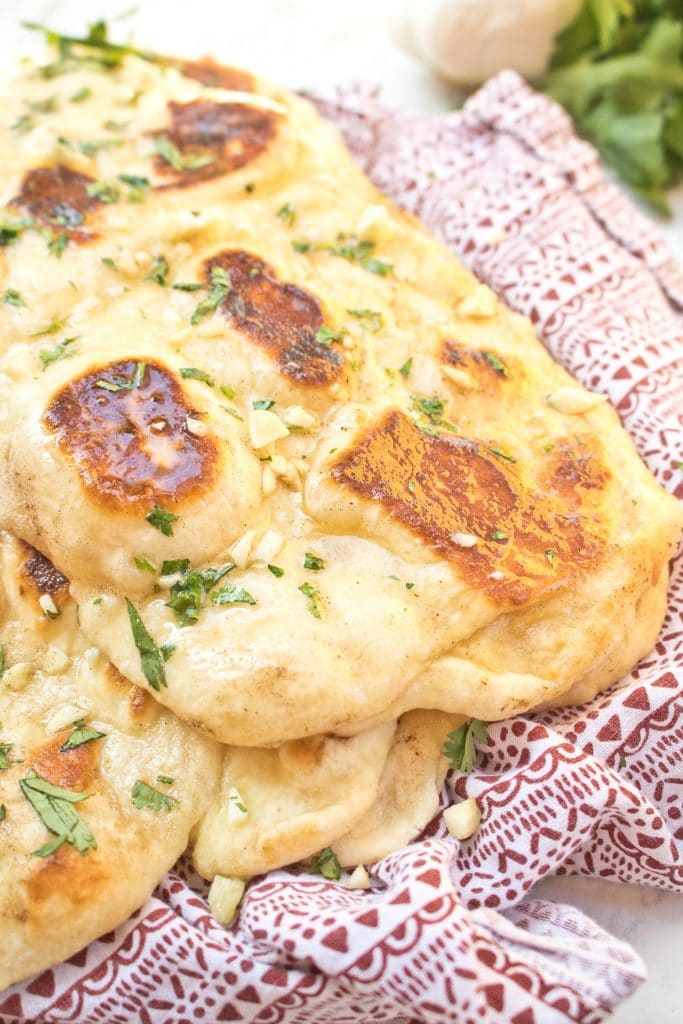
0 49 679 749
0 533 221 991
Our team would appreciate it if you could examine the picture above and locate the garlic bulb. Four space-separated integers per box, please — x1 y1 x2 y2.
393 0 581 86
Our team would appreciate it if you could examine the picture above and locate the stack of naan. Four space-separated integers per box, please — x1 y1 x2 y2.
0 25 680 991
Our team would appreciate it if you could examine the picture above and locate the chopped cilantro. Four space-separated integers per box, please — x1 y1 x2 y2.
131 779 178 812
101 256 117 271
134 556 157 574
86 180 120 204
24 18 158 79
125 598 167 691
11 113 35 135
412 395 444 422
488 446 517 464
327 237 392 276
3 289 25 307
146 507 178 537
299 581 321 618
399 357 413 378
211 582 257 606
292 239 311 253
153 134 213 172
160 558 190 576
443 720 489 773
160 643 176 662
20 771 96 857
277 202 296 226
95 376 135 392
0 805 5 822
483 351 507 375
70 86 92 103
48 233 69 258
60 720 106 751
405 581 415 590
167 564 235 626
0 742 13 770
146 254 169 286
252 398 275 410
490 529 508 542
157 775 174 785
303 552 325 571
39 336 77 369
180 366 214 386
309 847 341 880
191 266 229 325
0 214 31 247
347 308 383 333
172 281 202 291
268 564 284 577
220 384 236 400
315 326 346 345
545 549 556 566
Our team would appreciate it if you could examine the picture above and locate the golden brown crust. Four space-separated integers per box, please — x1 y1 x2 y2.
43 359 218 512
154 100 279 187
27 734 100 792
18 544 70 606
11 165 100 243
206 249 344 386
331 409 605 605
178 58 255 92
442 339 512 392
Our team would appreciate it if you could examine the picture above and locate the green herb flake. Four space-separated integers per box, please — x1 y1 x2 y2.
0 804 5 822
146 254 169 286
157 774 174 785
545 548 556 566
32 319 64 337
3 289 25 307
125 598 167 691
48 233 69 258
483 351 507 375
315 326 346 345
11 113 35 136
298 581 321 618
490 529 508 542
0 743 14 770
172 281 202 292
134 556 157 574
20 770 96 857
292 239 311 253
277 202 296 226
60 719 106 751
268 564 284 577
191 266 229 325
443 719 489 773
146 507 178 537
70 86 92 103
303 552 325 571
131 779 178 812
412 395 444 422
160 558 190 576
101 256 117 271
347 308 383 333
399 357 413 378
153 134 213 172
39 336 77 370
405 581 415 590
309 847 341 880
244 182 255 193
167 564 235 626
488 446 517 464
86 180 120 204
180 366 214 386
211 583 257 606
252 398 275 410
160 643 176 662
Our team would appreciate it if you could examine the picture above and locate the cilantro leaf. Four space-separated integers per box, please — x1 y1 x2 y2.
3 289 25 307
39 336 77 369
309 847 341 880
347 308 383 333
443 720 489 774
167 564 235 626
20 770 96 857
60 719 106 751
146 507 178 537
153 134 213 172
126 598 167 691
131 780 178 812
211 582 257 606
146 254 169 286
303 552 325 571
180 367 214 386
298 581 321 618
191 266 230 325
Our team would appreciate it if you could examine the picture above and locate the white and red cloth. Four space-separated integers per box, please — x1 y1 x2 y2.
2 72 682 1024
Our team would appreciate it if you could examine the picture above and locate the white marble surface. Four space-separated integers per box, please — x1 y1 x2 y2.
1 2 682 1021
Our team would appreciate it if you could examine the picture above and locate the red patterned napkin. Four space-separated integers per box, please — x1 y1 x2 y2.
2 71 682 1024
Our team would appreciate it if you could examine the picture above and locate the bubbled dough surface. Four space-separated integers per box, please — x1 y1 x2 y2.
0 52 680 748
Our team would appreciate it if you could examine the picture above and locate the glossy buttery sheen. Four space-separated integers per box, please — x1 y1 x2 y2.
0 44 680 946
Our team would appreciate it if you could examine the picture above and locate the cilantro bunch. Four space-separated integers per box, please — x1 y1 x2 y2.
540 0 683 213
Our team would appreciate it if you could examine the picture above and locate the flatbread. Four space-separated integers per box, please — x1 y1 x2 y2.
0 532 221 991
0 50 679 747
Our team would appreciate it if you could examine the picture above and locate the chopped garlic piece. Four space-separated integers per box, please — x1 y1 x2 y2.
284 405 317 429
252 529 284 564
227 787 249 824
488 570 504 581
261 465 277 497
84 647 101 669
43 646 71 675
270 455 300 489
158 573 183 590
230 529 258 569
347 864 371 889
2 662 33 691
458 285 498 319
451 532 478 548
208 875 246 926
546 386 607 415
248 409 289 449
45 703 85 734
442 364 475 390
38 594 59 618
186 416 208 437
443 797 481 840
